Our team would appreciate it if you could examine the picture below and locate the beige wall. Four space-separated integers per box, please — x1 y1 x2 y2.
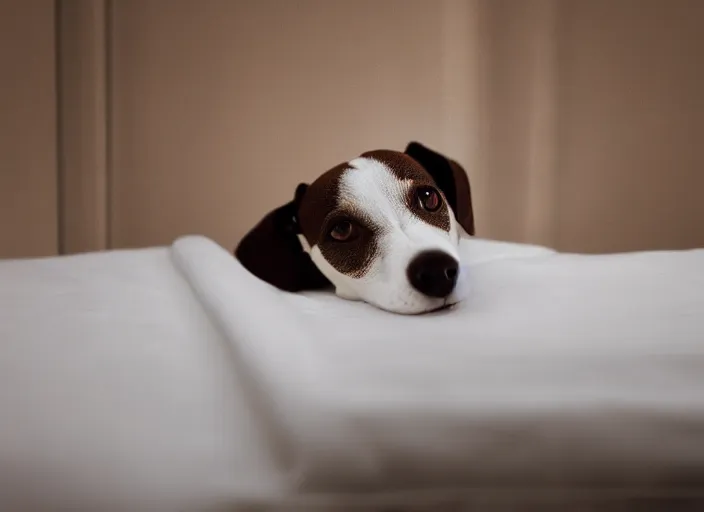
479 0 704 252
556 0 704 253
1 0 703 259
0 0 58 258
109 0 475 250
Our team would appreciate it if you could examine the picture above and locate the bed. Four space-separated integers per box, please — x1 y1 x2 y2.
1 235 703 511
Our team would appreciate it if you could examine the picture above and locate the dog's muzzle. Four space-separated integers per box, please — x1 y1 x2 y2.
406 250 459 298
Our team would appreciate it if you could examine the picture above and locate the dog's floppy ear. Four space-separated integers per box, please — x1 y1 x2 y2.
405 142 475 236
234 183 331 292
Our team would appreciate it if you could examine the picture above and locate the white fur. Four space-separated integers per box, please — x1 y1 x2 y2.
309 157 463 314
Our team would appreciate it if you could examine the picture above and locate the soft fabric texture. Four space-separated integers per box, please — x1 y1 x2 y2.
0 248 279 511
173 236 704 495
1 236 703 510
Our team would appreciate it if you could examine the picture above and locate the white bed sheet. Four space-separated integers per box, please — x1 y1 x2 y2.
173 235 704 497
0 248 280 511
1 237 704 511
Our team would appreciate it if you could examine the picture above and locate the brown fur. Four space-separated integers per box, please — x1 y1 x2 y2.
297 162 380 278
234 142 475 291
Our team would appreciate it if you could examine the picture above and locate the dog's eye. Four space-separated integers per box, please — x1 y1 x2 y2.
329 220 354 241
416 186 442 212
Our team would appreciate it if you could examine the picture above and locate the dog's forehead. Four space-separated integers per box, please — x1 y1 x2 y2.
340 156 414 218
341 151 439 220
358 150 432 182
308 150 432 199
298 150 436 244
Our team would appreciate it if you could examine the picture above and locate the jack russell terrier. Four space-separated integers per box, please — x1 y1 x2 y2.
235 142 474 314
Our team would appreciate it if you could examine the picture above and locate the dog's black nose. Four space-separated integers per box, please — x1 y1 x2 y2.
406 250 459 298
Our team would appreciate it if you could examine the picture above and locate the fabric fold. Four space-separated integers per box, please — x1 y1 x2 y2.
171 235 704 494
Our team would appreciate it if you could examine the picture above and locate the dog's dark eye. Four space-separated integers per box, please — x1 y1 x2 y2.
329 220 354 241
416 186 442 212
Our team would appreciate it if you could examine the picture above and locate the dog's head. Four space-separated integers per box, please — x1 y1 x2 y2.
235 142 474 314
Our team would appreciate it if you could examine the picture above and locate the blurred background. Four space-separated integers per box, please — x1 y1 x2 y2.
1 0 703 260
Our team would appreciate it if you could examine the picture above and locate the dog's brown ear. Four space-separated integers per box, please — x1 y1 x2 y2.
405 142 475 236
234 183 331 292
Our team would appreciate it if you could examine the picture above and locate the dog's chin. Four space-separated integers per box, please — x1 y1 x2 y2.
425 301 459 314
332 282 465 315
329 271 468 315
411 298 462 315
364 296 462 316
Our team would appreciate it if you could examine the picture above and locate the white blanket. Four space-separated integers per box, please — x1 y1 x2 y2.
172 235 704 495
0 248 279 511
2 236 704 510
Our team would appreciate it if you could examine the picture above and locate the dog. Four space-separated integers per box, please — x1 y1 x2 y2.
235 142 474 314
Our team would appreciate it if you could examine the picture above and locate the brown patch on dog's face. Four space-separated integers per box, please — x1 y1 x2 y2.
295 163 344 247
297 163 379 279
234 142 471 313
361 150 451 232
296 149 461 286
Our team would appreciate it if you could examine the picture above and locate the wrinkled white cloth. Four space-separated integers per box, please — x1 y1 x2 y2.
0 248 278 511
172 235 704 494
3 236 704 510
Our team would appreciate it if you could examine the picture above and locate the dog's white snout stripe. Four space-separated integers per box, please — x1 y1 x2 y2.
311 156 463 314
